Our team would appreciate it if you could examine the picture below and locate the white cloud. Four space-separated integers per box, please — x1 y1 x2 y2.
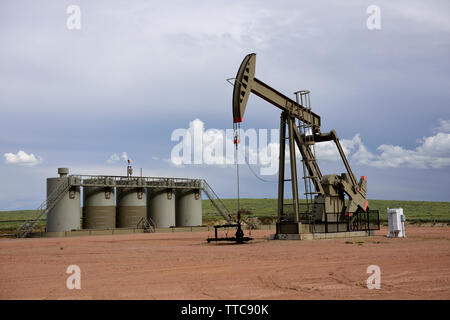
121 152 131 162
354 131 450 169
106 153 120 164
435 119 450 133
170 119 450 172
171 119 278 169
4 150 43 166
106 152 131 164
315 122 450 169
310 133 365 163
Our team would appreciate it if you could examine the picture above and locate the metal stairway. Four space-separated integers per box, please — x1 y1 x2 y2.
137 217 156 233
202 180 257 229
16 179 72 238
201 180 234 223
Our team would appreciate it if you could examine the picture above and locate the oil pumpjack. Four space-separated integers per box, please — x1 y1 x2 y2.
231 53 371 237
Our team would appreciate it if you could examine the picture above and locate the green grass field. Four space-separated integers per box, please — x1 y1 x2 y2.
1 198 449 234
203 198 450 225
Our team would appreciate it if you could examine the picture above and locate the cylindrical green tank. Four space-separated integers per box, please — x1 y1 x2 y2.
83 181 115 229
175 188 202 227
116 186 146 228
46 168 81 232
147 188 175 228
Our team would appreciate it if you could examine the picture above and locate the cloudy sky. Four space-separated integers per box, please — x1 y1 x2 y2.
0 0 449 210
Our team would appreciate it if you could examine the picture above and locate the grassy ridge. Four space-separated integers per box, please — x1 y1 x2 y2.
0 210 47 231
202 198 450 224
1 199 449 232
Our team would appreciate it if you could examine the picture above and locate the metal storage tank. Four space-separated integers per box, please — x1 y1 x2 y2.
175 188 202 227
147 188 175 228
117 184 146 228
83 179 115 229
46 168 81 232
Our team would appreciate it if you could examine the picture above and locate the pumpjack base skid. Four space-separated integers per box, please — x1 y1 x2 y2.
273 208 380 239
272 221 377 240
276 222 310 235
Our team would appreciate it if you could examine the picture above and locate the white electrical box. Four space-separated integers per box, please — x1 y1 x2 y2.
387 208 406 238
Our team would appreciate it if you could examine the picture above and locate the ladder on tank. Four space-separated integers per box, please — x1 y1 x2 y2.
15 179 72 238
137 216 156 233
295 90 317 226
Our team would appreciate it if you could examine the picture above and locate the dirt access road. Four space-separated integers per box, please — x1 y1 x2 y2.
0 226 449 299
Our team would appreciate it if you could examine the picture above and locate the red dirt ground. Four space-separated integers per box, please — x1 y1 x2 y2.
0 226 449 300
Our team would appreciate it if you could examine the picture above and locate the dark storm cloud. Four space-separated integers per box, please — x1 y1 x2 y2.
0 0 449 208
